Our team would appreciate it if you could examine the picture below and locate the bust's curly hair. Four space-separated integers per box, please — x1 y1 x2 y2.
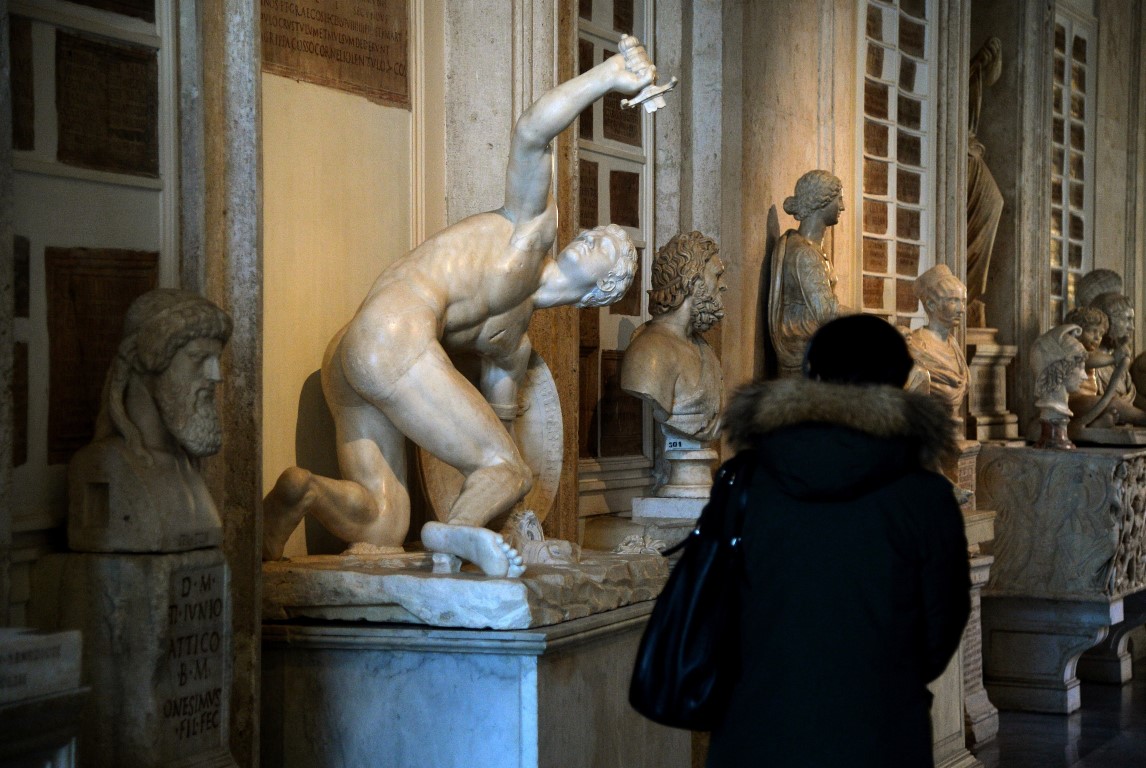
1063 305 1109 336
647 231 719 315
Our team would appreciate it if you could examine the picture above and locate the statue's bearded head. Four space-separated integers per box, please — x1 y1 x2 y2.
101 290 232 463
648 231 724 333
148 336 225 457
1092 292 1135 348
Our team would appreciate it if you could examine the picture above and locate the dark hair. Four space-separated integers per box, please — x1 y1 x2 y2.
803 314 914 387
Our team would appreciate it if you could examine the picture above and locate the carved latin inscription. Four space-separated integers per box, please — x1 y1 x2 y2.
261 0 410 109
160 563 229 757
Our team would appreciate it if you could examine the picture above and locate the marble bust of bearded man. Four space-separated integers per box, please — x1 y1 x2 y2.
68 289 232 553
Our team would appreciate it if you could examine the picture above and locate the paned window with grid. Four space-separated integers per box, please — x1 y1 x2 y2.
1049 13 1095 321
859 0 935 328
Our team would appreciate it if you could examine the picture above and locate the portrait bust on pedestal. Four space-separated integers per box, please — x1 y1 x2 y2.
68 289 232 553
621 231 725 502
906 265 969 425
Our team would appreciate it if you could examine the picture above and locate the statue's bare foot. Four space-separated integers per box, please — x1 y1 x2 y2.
262 466 313 561
421 521 526 578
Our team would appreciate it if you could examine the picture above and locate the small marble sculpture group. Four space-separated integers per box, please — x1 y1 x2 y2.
263 36 667 576
1030 268 1146 447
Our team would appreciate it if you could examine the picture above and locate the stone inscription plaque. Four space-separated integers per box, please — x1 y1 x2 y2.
609 246 642 316
160 563 229 757
11 16 34 151
262 0 410 109
56 31 159 176
602 50 641 147
46 248 158 463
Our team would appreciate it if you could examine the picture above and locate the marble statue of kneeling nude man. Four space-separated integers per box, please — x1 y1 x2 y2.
262 37 659 577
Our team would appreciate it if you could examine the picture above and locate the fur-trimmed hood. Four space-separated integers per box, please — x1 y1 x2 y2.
724 378 956 499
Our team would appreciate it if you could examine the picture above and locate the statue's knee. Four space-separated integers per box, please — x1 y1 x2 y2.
476 458 532 499
508 458 533 497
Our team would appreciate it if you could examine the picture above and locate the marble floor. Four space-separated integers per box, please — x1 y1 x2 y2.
972 658 1146 768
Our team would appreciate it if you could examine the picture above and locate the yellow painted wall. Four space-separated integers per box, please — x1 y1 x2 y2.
261 74 412 554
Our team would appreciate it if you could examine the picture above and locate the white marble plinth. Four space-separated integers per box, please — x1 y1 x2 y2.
262 551 668 629
660 431 717 498
632 496 705 520
261 603 690 768
30 550 237 768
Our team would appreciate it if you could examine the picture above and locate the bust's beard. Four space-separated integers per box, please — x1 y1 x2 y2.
690 282 724 334
157 385 223 458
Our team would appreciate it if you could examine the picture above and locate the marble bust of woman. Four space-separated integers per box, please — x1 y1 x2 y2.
767 170 849 377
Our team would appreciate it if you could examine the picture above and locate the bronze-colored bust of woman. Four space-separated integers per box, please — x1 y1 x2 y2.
767 170 849 377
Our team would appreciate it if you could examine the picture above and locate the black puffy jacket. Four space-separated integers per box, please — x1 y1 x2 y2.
707 379 971 768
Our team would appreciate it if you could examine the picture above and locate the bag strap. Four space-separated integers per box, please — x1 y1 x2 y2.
662 449 757 556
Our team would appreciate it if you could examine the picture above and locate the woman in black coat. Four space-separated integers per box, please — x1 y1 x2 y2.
706 315 971 768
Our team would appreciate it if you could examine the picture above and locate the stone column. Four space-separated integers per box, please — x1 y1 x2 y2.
193 3 263 765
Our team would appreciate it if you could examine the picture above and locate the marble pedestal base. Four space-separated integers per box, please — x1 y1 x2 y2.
660 431 717 498
977 445 1146 712
1077 590 1146 684
631 496 705 520
981 595 1118 713
263 551 668 628
966 328 1019 441
30 549 237 768
261 603 689 768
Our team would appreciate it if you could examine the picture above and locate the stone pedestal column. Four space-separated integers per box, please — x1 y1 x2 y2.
965 328 1019 441
963 555 999 748
31 549 237 768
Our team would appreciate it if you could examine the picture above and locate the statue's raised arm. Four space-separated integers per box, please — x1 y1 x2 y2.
503 36 656 224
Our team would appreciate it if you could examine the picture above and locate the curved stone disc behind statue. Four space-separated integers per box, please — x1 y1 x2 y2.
419 351 562 526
